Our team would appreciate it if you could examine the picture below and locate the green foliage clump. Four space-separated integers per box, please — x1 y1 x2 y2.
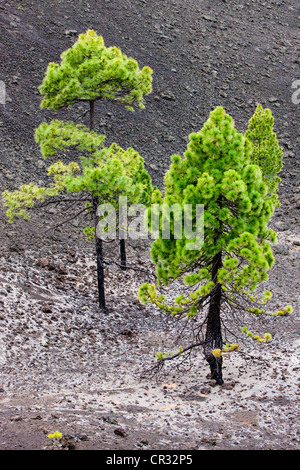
35 119 106 159
2 161 80 222
245 104 283 206
141 106 275 298
39 29 153 111
3 120 153 223
241 326 272 343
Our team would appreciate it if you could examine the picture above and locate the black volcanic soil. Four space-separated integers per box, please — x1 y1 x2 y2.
0 0 299 451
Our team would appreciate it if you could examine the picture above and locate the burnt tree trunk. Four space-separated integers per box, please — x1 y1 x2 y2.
89 100 106 310
93 195 106 310
120 238 127 270
204 250 224 385
90 100 95 131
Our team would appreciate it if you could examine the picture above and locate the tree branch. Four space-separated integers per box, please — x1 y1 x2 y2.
45 206 92 233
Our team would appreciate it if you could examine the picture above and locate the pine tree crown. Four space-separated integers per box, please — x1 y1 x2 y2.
39 29 153 111
147 107 277 292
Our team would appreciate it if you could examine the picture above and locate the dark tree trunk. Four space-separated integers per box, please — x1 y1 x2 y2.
120 238 127 270
90 100 95 131
89 100 106 310
93 195 106 310
204 250 224 385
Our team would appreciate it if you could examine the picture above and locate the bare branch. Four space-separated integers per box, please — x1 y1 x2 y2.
45 206 92 233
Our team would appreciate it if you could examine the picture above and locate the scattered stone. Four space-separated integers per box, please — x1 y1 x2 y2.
56 263 68 275
273 244 289 255
159 90 175 101
200 436 217 446
41 302 53 313
61 435 76 449
32 414 42 420
199 386 211 395
140 438 149 445
102 415 119 425
273 221 289 231
37 258 50 268
10 416 22 422
3 171 14 181
114 427 127 438
221 381 236 390
120 328 133 337
64 30 77 37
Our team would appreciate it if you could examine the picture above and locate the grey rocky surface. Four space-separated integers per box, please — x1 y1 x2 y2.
0 0 299 450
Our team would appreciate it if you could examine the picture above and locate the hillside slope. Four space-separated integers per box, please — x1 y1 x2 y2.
0 0 299 451
0 1 299 215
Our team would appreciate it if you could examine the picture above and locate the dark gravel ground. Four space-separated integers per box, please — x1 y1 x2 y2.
0 0 299 451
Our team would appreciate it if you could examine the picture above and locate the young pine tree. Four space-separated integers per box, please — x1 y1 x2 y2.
39 29 153 114
2 30 153 310
2 120 153 309
41 29 152 308
138 107 292 385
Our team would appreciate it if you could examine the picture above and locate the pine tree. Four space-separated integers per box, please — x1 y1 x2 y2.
138 107 292 384
2 30 153 310
39 29 153 112
2 120 153 309
42 29 153 308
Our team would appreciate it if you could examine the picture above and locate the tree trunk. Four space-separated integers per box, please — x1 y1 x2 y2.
90 100 95 131
204 251 224 385
89 100 106 310
120 238 127 270
93 195 106 310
